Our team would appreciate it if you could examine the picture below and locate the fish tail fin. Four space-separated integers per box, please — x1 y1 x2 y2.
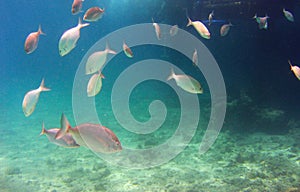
252 13 257 19
40 122 46 136
38 25 46 35
288 60 293 70
187 17 192 27
100 72 105 79
167 68 175 81
97 70 105 79
78 17 90 28
55 113 71 140
39 78 51 92
105 43 117 55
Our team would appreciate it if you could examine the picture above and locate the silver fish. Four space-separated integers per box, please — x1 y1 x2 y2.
87 72 104 97
58 18 89 56
85 44 116 75
208 10 214 26
55 114 122 153
187 17 210 39
283 8 294 22
22 79 50 117
40 123 79 148
167 68 203 94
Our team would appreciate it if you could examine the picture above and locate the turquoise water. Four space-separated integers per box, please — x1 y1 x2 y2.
1 0 300 191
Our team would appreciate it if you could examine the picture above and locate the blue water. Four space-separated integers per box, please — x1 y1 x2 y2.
1 0 300 191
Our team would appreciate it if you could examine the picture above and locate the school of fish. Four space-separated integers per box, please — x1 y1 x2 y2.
22 2 298 155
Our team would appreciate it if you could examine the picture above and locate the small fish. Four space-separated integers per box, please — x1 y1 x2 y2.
288 60 300 80
192 49 198 66
40 123 79 148
123 41 133 58
83 7 105 22
170 25 178 36
59 18 89 56
55 114 122 153
22 79 50 117
85 43 116 75
187 17 210 39
167 68 203 94
220 23 233 36
72 0 84 15
87 72 105 97
283 8 294 22
253 14 269 30
152 18 161 40
208 10 214 26
24 25 45 54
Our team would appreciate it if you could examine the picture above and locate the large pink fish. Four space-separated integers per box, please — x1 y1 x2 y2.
40 123 79 148
55 114 122 153
72 0 84 15
24 25 45 54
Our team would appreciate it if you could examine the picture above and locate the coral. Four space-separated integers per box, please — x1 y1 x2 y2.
257 107 285 122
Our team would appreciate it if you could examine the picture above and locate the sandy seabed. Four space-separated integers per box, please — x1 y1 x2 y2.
1 121 299 192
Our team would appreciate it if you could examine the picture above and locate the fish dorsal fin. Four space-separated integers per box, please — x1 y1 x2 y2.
55 113 71 139
40 122 46 136
152 17 155 24
288 60 293 70
98 71 105 79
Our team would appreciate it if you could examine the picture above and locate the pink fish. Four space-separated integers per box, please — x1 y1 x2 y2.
220 23 233 36
123 41 133 58
83 7 105 22
24 25 45 54
40 123 79 148
169 25 178 36
192 49 198 66
253 14 269 30
72 0 84 15
288 60 300 80
55 114 122 153
152 18 161 40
